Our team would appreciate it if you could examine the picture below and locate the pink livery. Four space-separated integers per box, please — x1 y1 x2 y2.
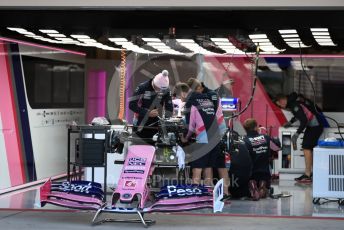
40 179 104 210
40 145 225 227
112 145 155 209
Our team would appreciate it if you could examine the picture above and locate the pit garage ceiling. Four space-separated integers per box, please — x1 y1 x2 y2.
1 1 344 56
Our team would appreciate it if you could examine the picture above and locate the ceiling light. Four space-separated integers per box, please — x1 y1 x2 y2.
252 39 270 43
256 42 273 46
179 42 215 55
7 27 27 32
147 42 166 46
176 39 194 43
248 33 284 54
218 45 235 48
108 40 158 54
287 43 310 48
76 43 95 47
279 29 298 34
313 36 331 39
55 38 74 41
113 41 131 45
279 30 309 48
108 38 128 42
48 34 66 37
18 31 35 35
25 35 43 39
281 34 299 38
78 38 97 43
315 39 333 42
71 35 90 39
210 38 229 42
260 46 285 52
310 29 336 46
311 28 328 32
142 38 161 42
249 34 267 39
318 42 336 46
39 29 59 34
283 38 301 42
312 32 330 36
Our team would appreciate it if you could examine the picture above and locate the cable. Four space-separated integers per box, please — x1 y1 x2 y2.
298 42 344 142
230 45 260 119
223 46 260 155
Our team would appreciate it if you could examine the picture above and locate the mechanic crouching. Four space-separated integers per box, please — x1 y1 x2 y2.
243 118 281 200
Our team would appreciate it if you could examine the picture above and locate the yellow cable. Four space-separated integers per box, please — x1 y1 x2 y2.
118 48 126 120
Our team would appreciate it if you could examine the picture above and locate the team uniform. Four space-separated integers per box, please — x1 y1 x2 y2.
129 79 173 140
184 92 226 168
243 131 280 187
286 94 324 149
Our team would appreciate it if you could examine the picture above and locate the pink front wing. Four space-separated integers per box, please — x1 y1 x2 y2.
40 179 104 210
114 145 155 208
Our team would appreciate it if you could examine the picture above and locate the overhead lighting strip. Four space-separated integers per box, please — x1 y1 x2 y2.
310 28 336 46
248 34 285 54
7 27 120 50
278 29 310 48
142 38 184 55
109 38 157 54
176 38 218 55
210 37 245 54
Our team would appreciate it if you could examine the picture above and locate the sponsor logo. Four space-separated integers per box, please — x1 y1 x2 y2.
124 170 145 174
167 185 203 197
124 180 137 188
59 182 92 194
124 166 146 171
253 145 268 154
122 193 132 199
128 157 147 166
249 135 267 146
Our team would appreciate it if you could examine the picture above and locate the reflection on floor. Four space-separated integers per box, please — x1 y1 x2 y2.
0 180 344 218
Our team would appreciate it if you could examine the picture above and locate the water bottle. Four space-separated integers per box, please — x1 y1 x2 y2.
225 153 231 169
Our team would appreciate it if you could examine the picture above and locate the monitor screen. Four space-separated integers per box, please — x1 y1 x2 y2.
221 97 239 111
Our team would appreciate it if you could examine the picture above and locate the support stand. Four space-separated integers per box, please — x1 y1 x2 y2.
91 208 156 228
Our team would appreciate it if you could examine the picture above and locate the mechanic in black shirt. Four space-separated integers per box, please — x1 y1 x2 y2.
275 93 324 183
185 78 230 200
129 70 173 143
243 118 280 200
186 78 219 112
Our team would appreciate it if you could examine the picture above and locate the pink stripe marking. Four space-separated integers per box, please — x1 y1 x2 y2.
300 104 314 121
86 71 106 123
152 196 212 208
207 54 344 58
48 192 103 205
0 43 25 186
41 199 100 210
